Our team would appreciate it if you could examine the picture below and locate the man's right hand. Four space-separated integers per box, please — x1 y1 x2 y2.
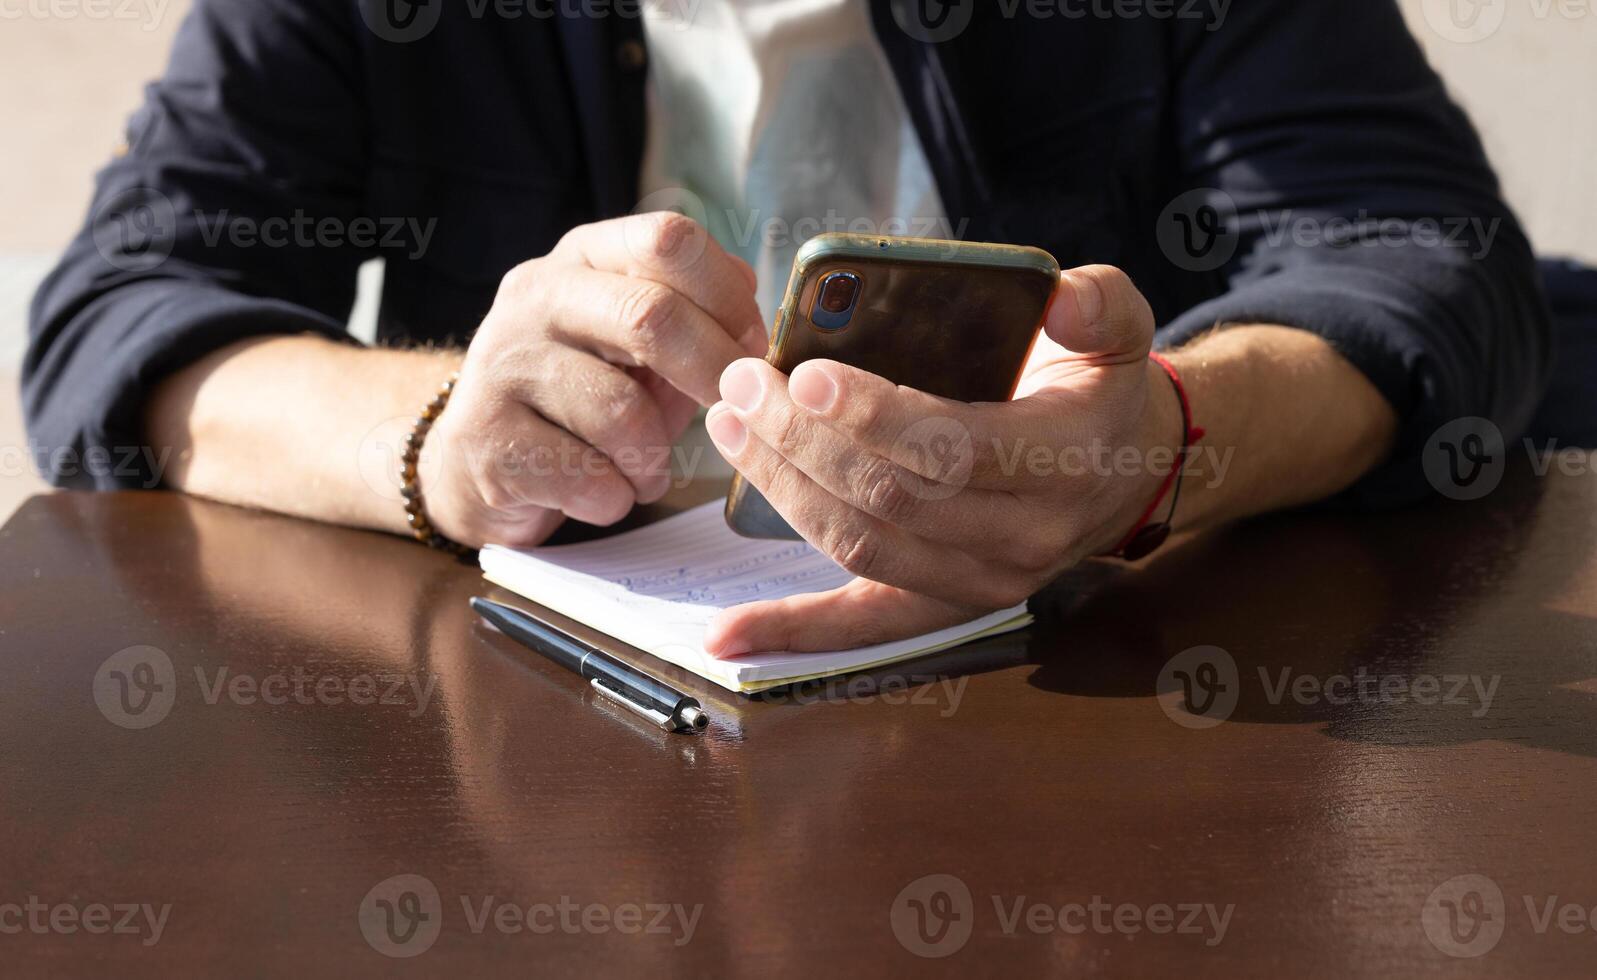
423 212 766 548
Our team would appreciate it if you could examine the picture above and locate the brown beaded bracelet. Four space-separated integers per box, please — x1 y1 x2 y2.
400 371 474 557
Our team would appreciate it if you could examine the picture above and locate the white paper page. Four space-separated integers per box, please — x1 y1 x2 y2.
479 502 1030 692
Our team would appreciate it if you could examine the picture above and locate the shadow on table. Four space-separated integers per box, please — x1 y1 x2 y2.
27 446 1594 764
1023 456 1597 758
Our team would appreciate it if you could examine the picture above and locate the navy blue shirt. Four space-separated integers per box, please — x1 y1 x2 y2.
25 0 1552 503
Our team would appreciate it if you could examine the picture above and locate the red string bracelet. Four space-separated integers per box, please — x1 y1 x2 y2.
1109 352 1205 561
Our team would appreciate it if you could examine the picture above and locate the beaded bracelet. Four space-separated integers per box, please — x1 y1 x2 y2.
400 371 474 557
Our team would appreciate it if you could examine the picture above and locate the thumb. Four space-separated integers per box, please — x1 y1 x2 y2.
1044 265 1156 366
704 580 984 657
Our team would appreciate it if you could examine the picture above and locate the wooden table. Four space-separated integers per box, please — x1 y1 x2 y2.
3 462 1595 977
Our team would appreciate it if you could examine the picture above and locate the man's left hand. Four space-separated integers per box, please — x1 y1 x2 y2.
702 265 1182 657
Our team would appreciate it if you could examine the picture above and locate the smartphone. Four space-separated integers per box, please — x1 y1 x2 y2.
724 233 1060 539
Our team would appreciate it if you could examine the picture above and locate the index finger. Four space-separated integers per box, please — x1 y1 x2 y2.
540 266 753 407
785 359 1050 487
556 212 768 357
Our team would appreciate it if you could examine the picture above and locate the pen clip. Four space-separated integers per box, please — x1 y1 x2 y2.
589 678 674 729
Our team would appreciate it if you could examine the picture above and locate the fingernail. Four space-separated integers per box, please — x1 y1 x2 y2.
740 322 769 355
710 638 752 660
705 406 748 455
720 359 764 412
790 363 837 413
569 482 631 526
1065 270 1101 323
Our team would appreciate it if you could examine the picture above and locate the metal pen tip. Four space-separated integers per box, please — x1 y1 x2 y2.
679 705 709 730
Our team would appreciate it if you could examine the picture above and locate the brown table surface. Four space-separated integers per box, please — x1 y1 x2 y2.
2 462 1595 978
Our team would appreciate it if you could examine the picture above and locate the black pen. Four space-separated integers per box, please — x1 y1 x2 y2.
470 596 710 733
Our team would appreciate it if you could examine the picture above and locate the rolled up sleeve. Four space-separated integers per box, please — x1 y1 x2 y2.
24 0 370 489
1160 0 1552 505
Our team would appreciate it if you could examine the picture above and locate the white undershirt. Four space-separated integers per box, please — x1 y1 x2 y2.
637 0 947 325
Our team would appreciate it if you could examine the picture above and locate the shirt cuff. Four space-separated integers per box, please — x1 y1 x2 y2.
24 283 354 490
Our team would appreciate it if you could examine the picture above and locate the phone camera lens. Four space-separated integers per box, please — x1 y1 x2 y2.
810 271 862 330
818 272 859 314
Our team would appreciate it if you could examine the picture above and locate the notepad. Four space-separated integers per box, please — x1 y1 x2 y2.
479 501 1031 693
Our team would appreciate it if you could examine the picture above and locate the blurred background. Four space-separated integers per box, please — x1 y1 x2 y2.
2 0 1593 521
